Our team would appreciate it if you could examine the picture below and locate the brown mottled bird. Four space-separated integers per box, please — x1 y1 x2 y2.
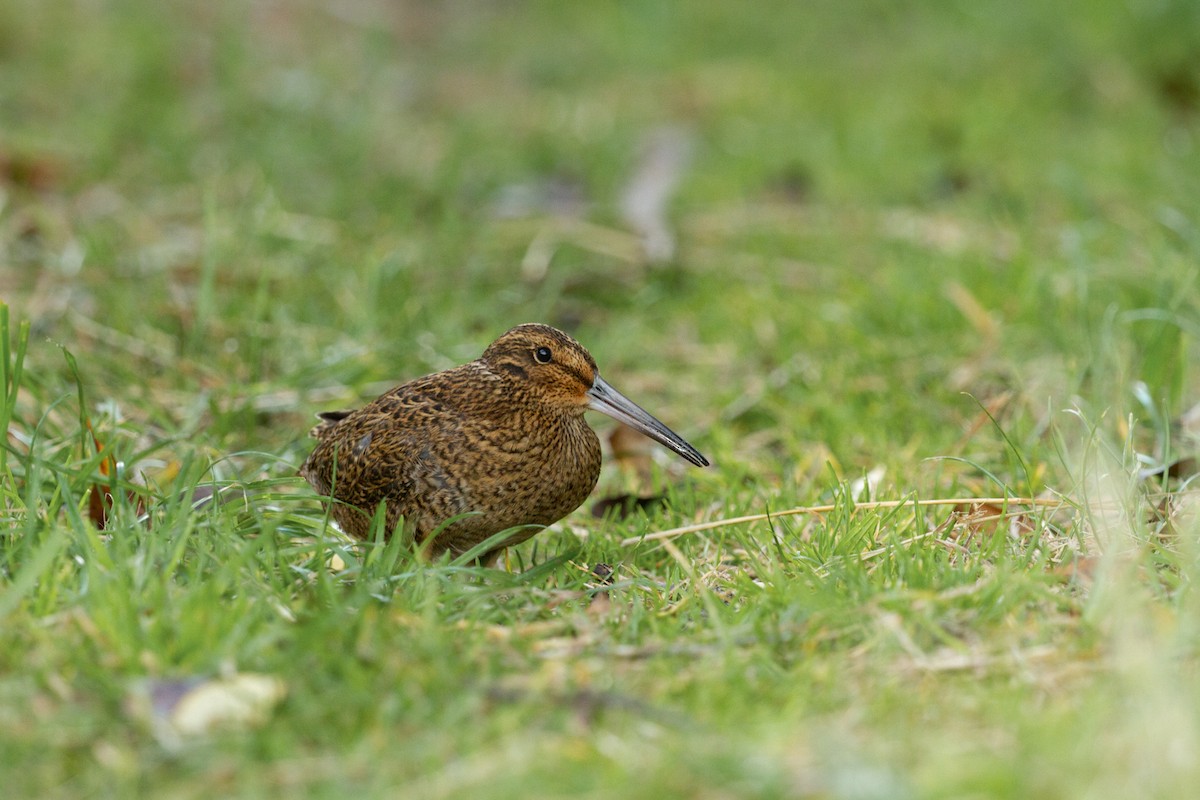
301 323 708 563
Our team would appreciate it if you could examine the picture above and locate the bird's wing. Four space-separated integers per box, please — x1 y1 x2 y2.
301 379 474 537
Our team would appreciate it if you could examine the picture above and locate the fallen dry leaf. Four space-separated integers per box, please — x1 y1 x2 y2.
127 673 287 746
608 423 654 483
593 424 670 519
948 501 1036 541
590 562 615 583
168 674 286 736
85 422 148 529
0 149 64 191
1051 554 1102 588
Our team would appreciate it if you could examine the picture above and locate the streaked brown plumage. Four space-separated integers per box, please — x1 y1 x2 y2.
301 323 708 563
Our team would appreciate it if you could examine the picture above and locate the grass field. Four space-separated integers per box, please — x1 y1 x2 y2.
3 1 1200 797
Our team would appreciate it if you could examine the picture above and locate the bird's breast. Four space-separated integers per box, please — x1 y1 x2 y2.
460 411 601 527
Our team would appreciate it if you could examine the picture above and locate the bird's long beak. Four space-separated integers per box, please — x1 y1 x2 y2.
586 374 710 468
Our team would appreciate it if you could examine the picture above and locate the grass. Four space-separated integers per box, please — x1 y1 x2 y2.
2 0 1200 797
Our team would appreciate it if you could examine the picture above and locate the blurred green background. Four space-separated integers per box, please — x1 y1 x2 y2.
3 1 1195 463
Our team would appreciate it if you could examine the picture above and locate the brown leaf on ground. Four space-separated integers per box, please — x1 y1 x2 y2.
0 150 64 191
84 422 148 529
86 424 118 528
1144 490 1200 535
589 562 615 583
1155 64 1199 113
609 423 654 483
949 501 1036 541
1051 554 1102 588
593 423 677 519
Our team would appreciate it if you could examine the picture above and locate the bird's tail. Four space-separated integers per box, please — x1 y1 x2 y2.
309 409 355 439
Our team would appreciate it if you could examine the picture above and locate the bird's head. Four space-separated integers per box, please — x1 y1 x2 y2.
482 323 599 407
482 323 709 468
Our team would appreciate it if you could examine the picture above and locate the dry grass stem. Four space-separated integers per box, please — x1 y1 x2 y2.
622 496 1072 547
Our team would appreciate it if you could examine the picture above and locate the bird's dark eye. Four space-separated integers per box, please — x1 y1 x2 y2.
533 346 553 364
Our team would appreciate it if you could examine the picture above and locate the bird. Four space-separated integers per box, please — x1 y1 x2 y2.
301 323 709 564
